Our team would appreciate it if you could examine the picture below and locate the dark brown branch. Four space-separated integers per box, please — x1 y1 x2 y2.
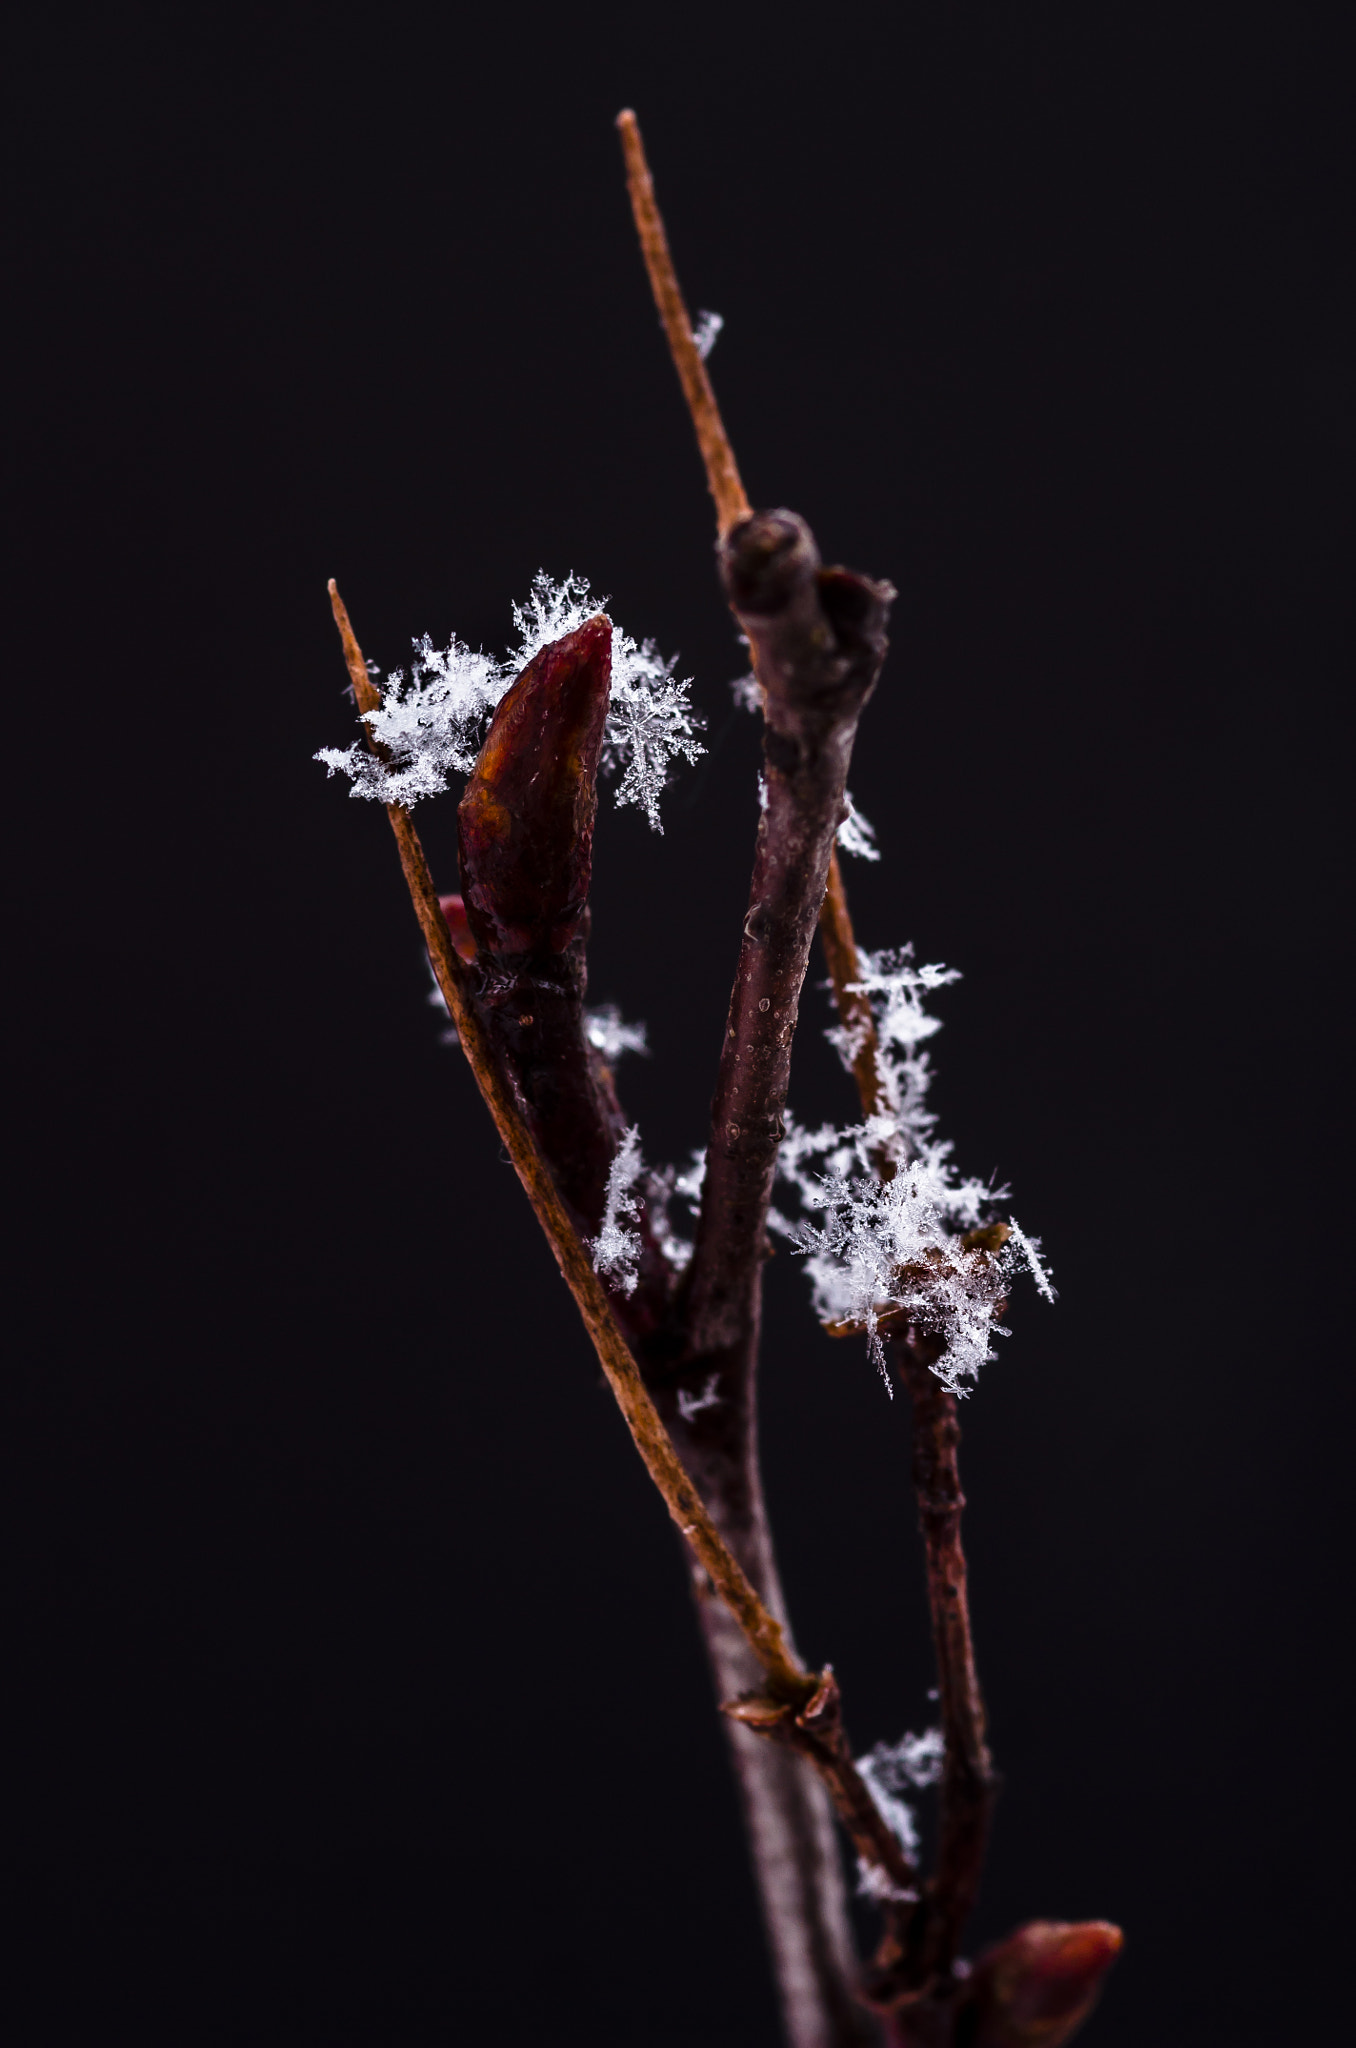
886 1335 996 1996
683 510 893 1371
817 840 1000 1990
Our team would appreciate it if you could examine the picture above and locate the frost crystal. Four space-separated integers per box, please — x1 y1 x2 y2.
691 309 724 360
864 1726 944 1793
853 1728 945 1899
590 1126 646 1296
836 790 880 861
730 670 762 713
773 946 1053 1394
584 1005 649 1064
644 1149 705 1275
314 635 502 805
677 1372 722 1422
315 573 703 832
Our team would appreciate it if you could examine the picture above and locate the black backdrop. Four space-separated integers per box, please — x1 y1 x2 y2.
5 5 1350 2043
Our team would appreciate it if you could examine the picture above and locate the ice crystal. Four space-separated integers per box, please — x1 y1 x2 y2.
314 635 502 805
590 1126 646 1297
854 1726 944 1897
677 1372 722 1422
510 572 705 832
856 1760 921 1864
729 670 762 713
316 573 703 832
584 1005 649 1065
864 1726 944 1793
644 1149 705 1275
691 309 724 360
836 790 880 861
857 1857 918 1906
773 947 1053 1394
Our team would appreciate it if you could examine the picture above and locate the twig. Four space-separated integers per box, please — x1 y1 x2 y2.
891 1338 995 1988
819 847 886 1122
616 110 751 536
822 859 996 1985
822 846 998 1987
326 578 808 1706
683 512 891 1368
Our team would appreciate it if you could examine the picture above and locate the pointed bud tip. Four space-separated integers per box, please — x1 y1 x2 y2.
973 1921 1123 2045
457 618 613 961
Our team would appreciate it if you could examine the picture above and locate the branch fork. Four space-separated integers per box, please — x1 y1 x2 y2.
318 108 1121 2048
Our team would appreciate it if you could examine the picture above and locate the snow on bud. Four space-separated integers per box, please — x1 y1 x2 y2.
457 616 611 961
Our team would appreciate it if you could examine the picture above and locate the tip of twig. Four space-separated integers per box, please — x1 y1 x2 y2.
327 576 338 596
616 107 637 130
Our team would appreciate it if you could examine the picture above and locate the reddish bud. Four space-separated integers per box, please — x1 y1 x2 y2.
968 1920 1123 2047
437 893 477 964
457 616 611 961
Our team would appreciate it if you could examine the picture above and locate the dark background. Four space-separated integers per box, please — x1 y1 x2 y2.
4 3 1350 2042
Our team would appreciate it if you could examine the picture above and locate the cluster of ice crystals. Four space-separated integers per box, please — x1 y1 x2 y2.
589 1126 646 1297
774 946 1053 1394
315 574 703 832
865 1726 945 1801
584 1005 649 1064
854 1726 944 1896
314 636 502 805
643 1149 705 1276
836 790 880 862
510 572 705 832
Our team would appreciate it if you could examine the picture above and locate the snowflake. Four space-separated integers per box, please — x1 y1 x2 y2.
643 1149 705 1274
773 947 1054 1394
314 635 502 805
836 790 880 861
852 1726 944 1899
584 1005 649 1064
316 573 703 831
589 1126 646 1297
677 1372 722 1422
510 572 705 832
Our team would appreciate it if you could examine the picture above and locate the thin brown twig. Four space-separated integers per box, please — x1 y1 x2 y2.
616 110 751 536
890 1338 994 1990
820 863 998 1987
327 577 808 1707
820 846 887 1124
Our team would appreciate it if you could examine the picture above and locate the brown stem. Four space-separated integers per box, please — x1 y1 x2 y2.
891 1335 996 1990
327 577 807 1705
819 848 886 1122
822 853 998 1989
616 110 751 536
683 511 892 1370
